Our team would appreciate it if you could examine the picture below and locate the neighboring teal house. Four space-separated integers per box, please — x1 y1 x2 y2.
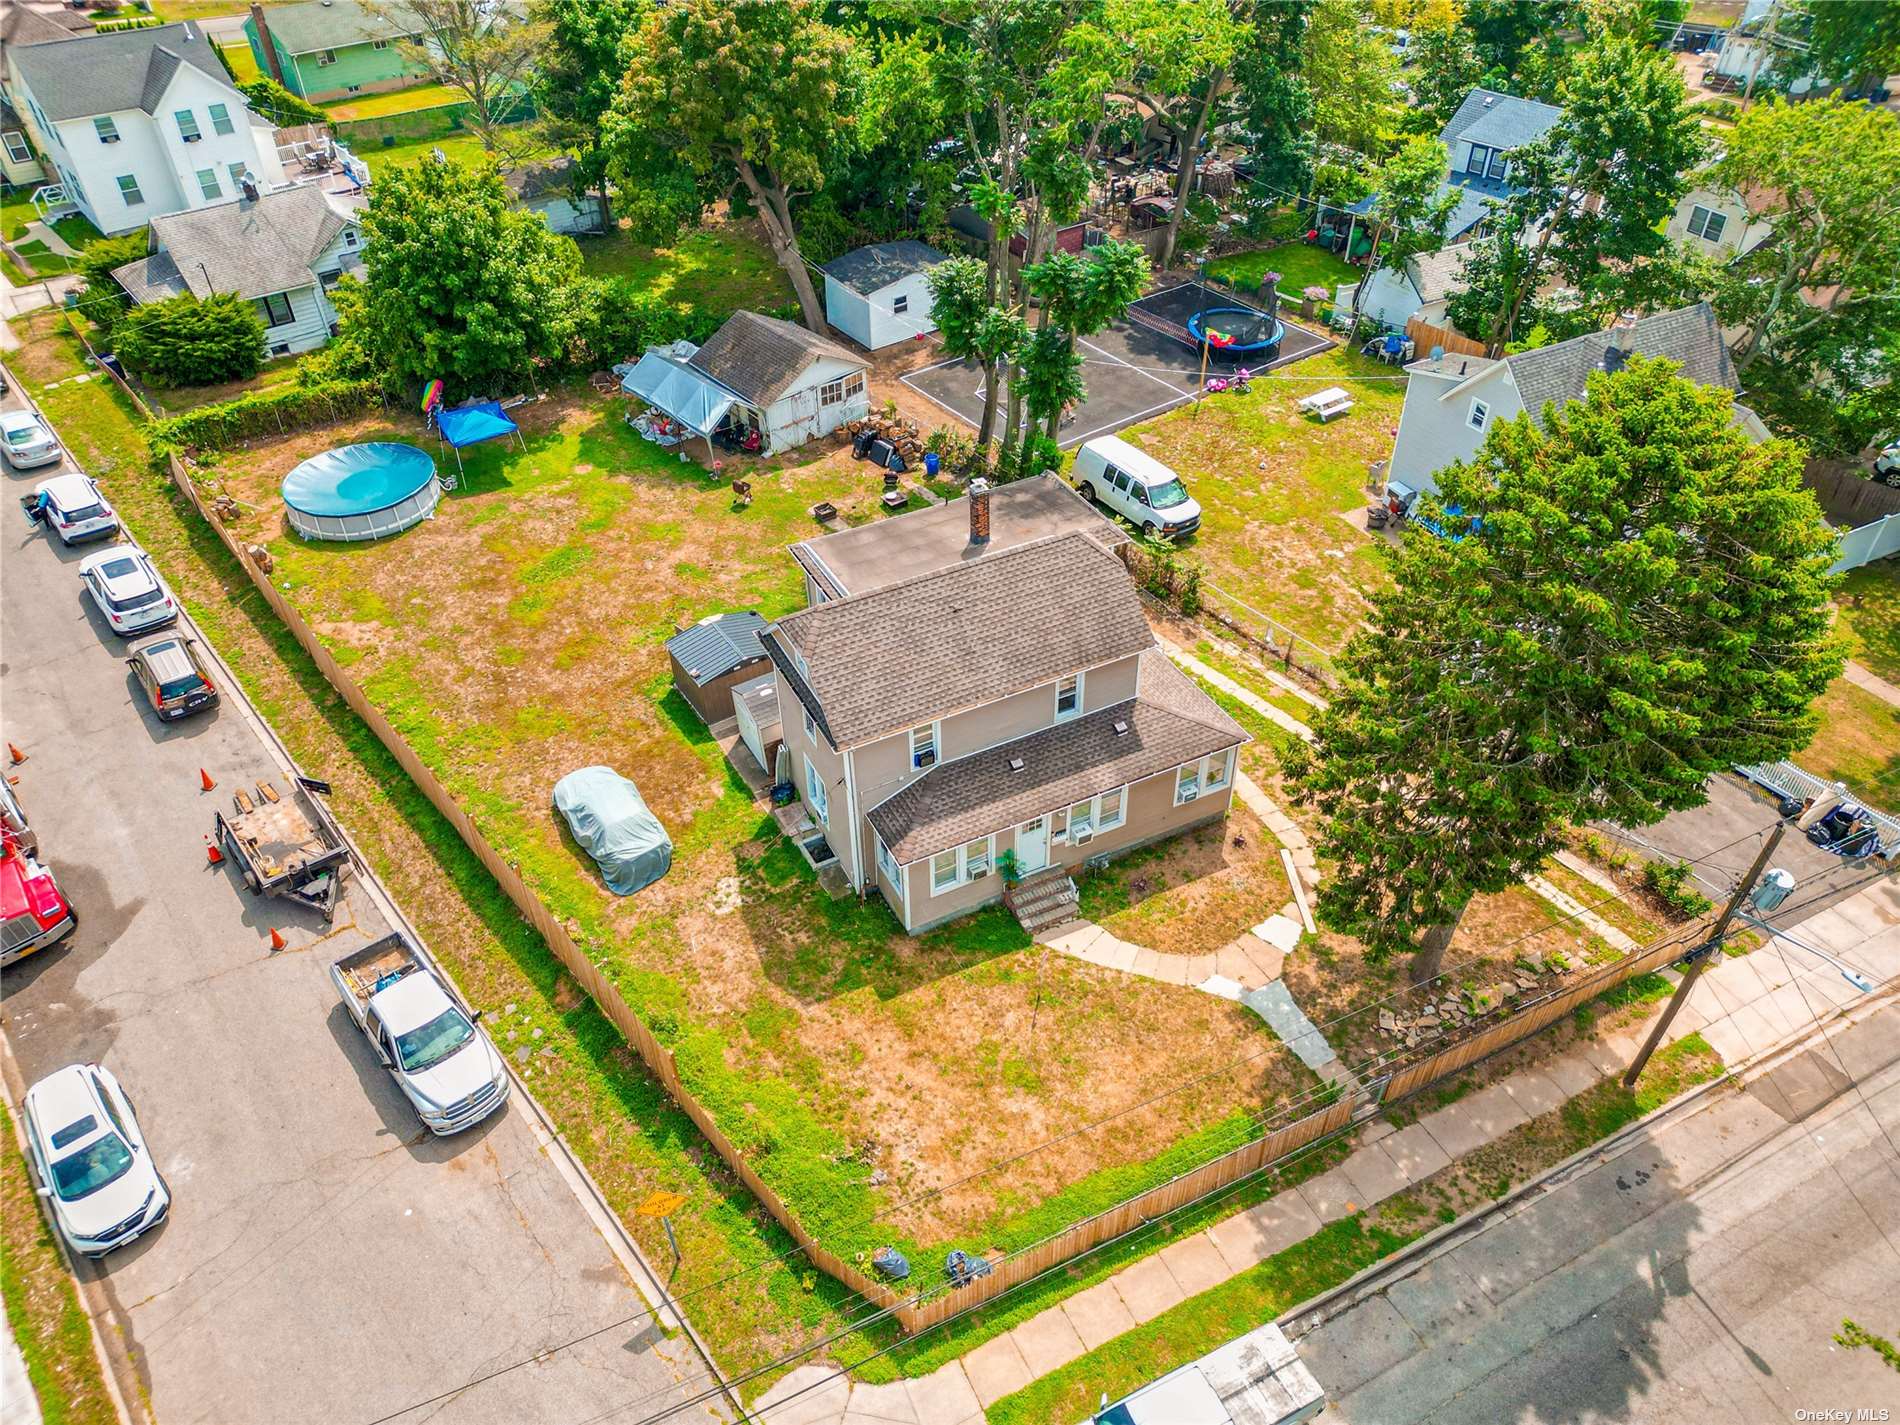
243 0 426 101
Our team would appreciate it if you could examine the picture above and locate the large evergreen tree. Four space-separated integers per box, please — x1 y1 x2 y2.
1285 357 1841 984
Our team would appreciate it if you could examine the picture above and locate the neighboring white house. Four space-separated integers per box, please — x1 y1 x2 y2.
1386 303 1758 495
112 181 365 355
1666 180 1774 260
621 311 870 456
504 157 606 237
8 22 287 237
1340 242 1474 332
821 240 947 350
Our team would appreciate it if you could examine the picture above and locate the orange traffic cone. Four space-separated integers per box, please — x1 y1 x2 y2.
200 767 216 792
7 743 24 765
268 927 287 952
205 839 224 866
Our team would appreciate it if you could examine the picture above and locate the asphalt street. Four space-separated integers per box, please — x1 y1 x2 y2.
0 377 717 1424
1297 999 1900 1425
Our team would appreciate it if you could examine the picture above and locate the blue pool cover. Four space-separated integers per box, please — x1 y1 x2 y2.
281 443 436 517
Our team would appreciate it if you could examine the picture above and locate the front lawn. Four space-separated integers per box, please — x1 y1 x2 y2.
1800 677 1900 806
1835 562 1900 683
1119 345 1403 651
1206 242 1359 307
573 225 794 314
321 82 467 122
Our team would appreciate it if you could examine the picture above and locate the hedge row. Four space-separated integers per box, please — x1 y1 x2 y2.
147 378 386 457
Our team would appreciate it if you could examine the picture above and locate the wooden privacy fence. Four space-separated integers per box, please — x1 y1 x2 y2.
163 455 908 1325
168 453 1701 1337
1405 316 1487 360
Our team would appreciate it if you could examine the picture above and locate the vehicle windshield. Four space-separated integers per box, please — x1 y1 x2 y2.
61 504 105 523
157 669 206 700
5 425 43 446
394 1009 476 1072
50 1132 135 1201
1147 478 1192 510
107 586 164 613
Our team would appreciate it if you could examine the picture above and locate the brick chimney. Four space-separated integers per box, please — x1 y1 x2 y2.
968 477 991 546
1600 311 1639 374
250 2 287 86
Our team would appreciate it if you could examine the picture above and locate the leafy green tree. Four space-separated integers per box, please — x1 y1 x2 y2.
1346 136 1460 341
360 158 586 392
73 232 151 333
1284 357 1841 984
1234 0 1315 197
605 0 855 332
530 0 646 224
1797 0 1900 90
238 77 328 126
114 293 266 387
1305 0 1400 156
297 276 386 387
373 0 546 152
927 256 1026 449
1020 237 1148 447
1403 15 1484 136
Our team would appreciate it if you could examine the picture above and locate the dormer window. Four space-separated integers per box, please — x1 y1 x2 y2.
1055 672 1082 721
910 723 938 770
175 109 201 143
94 117 120 144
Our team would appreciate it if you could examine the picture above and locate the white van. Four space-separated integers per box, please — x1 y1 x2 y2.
1071 435 1201 539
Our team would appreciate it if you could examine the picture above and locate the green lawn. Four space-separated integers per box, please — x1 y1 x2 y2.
321 82 467 122
154 0 255 19
356 130 542 177
574 226 794 314
1206 242 1360 308
217 40 263 84
1801 677 1900 806
1835 562 1900 683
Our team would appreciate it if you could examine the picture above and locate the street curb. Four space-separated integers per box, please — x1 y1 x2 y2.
1281 980 1900 1340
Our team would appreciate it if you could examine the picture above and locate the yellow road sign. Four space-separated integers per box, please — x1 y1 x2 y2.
638 1190 688 1218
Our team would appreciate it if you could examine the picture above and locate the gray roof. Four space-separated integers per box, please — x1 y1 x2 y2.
117 185 357 302
112 251 189 305
765 531 1154 749
665 612 769 686
867 651 1248 862
1503 303 1738 423
250 0 419 54
822 241 948 296
503 156 578 203
1405 242 1474 304
688 311 864 408
10 23 234 123
790 474 1130 599
1440 88 1563 154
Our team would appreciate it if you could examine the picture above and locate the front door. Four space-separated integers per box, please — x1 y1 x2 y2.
1016 816 1049 873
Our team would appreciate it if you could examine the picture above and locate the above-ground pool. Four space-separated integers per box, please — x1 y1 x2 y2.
1186 307 1286 360
281 442 441 542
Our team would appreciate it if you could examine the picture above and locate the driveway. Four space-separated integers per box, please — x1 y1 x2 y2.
0 376 716 1424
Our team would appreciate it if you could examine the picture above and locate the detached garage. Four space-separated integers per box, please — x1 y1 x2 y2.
822 241 947 351
666 612 771 725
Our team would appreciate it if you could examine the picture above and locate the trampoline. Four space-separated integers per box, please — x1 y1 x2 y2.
1186 306 1285 357
1127 280 1291 363
282 442 441 542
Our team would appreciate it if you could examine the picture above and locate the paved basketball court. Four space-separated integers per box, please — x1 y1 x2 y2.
901 284 1336 449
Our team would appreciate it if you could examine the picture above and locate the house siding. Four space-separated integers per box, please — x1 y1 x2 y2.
824 271 938 351
899 760 1237 933
248 22 420 99
1667 185 1771 260
760 354 869 453
776 670 860 887
527 193 605 236
1386 366 1522 495
255 281 331 355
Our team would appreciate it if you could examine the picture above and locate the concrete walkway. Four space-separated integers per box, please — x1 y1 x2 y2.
749 874 1900 1425
1160 640 1317 744
1844 657 1900 709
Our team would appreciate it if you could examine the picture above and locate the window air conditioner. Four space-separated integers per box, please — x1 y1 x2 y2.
1072 829 1093 846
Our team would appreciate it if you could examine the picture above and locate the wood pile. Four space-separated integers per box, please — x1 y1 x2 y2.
845 414 926 467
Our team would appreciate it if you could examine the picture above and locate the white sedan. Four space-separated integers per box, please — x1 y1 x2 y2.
79 545 177 635
22 1063 170 1258
1 408 61 471
27 473 118 545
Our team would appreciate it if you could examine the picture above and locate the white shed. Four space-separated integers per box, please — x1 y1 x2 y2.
1339 242 1473 333
505 158 606 236
821 241 947 351
686 311 871 455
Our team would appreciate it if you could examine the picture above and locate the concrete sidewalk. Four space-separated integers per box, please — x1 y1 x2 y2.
751 873 1900 1425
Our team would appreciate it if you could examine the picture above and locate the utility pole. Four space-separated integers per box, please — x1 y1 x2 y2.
1623 824 1783 1088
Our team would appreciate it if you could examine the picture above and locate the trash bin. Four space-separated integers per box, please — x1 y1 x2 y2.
924 450 941 478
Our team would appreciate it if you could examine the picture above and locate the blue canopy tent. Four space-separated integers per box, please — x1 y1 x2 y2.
432 400 524 484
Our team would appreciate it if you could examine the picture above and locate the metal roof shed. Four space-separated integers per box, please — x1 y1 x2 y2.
665 612 771 725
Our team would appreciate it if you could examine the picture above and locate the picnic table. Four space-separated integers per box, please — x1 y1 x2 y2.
1298 386 1354 422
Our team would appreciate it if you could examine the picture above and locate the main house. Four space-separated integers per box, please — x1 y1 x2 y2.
111 181 365 354
764 476 1249 934
1432 88 1563 242
6 22 287 237
1386 303 1758 495
243 0 427 102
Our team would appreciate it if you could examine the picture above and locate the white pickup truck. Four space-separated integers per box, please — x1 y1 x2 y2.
330 934 510 1135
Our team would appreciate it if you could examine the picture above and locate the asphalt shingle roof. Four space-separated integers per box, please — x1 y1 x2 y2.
1504 303 1738 424
1439 88 1563 154
666 612 769 686
1405 242 1474 303
116 185 357 302
867 652 1247 863
11 23 233 123
688 311 864 408
822 241 948 296
252 0 419 54
764 531 1154 749
111 251 188 305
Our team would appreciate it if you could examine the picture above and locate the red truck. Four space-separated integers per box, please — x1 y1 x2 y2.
2 778 75 968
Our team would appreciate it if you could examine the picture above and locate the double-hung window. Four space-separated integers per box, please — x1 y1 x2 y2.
1174 751 1233 805
929 836 994 895
1068 799 1095 842
115 174 143 206
931 849 959 892
802 704 817 744
228 162 248 189
1099 786 1125 831
175 109 201 143
910 723 938 770
1687 205 1727 244
261 292 295 327
1465 143 1491 176
196 168 221 201
804 753 829 823
208 102 234 136
94 116 121 144
1055 672 1082 721
2 132 28 164
1468 398 1489 433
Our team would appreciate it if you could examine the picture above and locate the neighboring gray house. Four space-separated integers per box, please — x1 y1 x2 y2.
822 240 947 350
1386 303 1755 494
1340 242 1474 332
505 157 605 236
765 477 1248 934
113 181 365 355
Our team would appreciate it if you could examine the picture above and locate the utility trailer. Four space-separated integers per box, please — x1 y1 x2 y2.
214 776 350 921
